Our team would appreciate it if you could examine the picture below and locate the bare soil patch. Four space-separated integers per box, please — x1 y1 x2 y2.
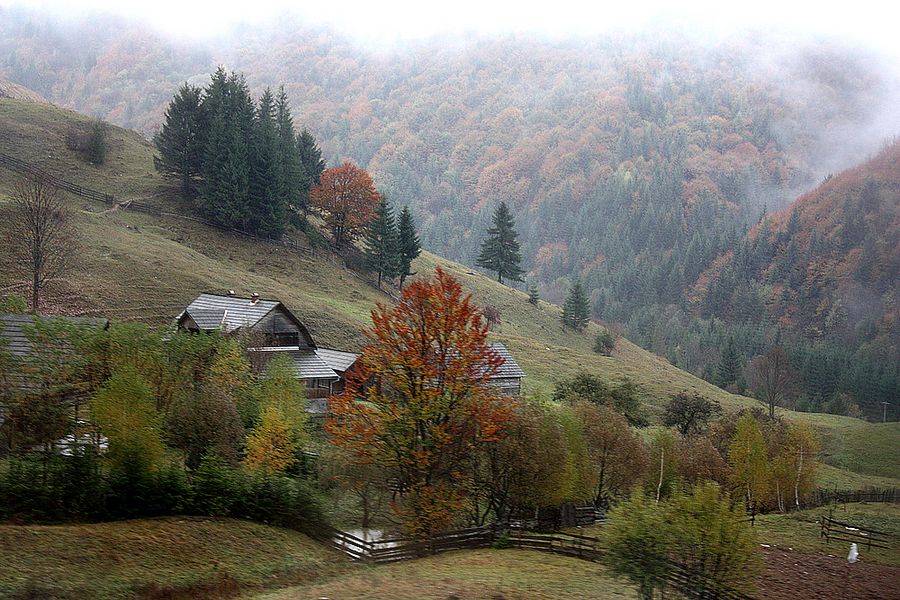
758 547 900 599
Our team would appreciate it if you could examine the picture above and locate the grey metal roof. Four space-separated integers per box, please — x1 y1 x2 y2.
1 314 108 357
180 293 280 333
315 347 359 373
490 343 525 379
257 348 338 381
185 308 226 331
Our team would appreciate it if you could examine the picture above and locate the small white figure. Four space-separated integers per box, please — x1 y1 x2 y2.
847 542 859 563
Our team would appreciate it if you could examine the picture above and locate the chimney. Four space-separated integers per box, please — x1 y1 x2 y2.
250 293 260 304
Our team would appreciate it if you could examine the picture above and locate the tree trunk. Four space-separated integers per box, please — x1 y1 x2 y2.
31 271 40 314
794 445 804 510
656 449 664 502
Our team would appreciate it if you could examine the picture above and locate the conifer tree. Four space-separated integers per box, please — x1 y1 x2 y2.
199 70 252 230
396 205 421 289
476 201 524 284
715 336 741 390
248 87 286 238
562 279 591 332
297 128 325 212
364 198 400 289
527 282 539 305
154 83 205 196
275 86 304 214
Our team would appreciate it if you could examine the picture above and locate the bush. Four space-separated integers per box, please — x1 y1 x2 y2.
190 453 244 517
593 329 616 355
606 483 760 599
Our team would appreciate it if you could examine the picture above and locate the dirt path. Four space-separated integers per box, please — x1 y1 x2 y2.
758 547 900 599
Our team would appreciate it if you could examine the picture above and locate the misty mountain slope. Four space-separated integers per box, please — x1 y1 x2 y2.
0 96 897 483
693 140 899 415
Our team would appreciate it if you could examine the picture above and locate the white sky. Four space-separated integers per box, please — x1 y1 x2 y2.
3 0 900 58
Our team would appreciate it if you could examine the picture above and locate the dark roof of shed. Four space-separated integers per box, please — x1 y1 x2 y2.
179 294 281 333
315 347 359 373
490 343 525 379
1 314 109 357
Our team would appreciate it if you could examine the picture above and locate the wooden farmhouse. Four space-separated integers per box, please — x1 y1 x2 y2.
176 293 357 405
176 293 526 414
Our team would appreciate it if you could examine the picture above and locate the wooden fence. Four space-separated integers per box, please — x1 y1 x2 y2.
322 526 495 563
0 152 114 204
810 488 899 507
321 525 754 598
820 516 892 550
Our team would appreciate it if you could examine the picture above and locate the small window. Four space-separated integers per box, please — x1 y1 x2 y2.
317 380 331 389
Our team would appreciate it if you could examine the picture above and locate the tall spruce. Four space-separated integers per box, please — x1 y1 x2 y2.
275 86 304 214
364 198 400 289
562 279 591 332
396 205 421 289
297 129 325 212
153 83 205 196
248 87 286 238
715 336 741 390
199 69 253 230
476 201 524 284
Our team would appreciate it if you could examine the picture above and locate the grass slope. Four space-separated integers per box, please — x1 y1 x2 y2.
253 548 636 600
0 517 349 599
0 96 898 485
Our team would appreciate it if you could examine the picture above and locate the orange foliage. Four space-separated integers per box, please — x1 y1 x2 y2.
326 268 514 535
309 162 380 247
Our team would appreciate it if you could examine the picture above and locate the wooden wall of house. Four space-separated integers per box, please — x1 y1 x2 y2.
490 377 522 396
255 308 311 347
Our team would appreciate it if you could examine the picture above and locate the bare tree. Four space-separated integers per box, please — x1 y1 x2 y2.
747 347 799 420
9 178 76 313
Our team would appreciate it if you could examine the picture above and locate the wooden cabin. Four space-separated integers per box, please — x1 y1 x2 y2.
176 293 358 408
488 342 525 396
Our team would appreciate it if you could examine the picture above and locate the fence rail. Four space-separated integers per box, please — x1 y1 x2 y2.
820 516 892 550
811 488 899 507
0 152 115 204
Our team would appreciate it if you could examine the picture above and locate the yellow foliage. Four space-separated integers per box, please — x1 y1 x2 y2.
244 403 296 475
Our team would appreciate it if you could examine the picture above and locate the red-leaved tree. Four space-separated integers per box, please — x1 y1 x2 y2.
326 268 514 535
309 162 380 247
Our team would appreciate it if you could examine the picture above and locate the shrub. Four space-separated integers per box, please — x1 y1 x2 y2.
606 484 760 599
190 453 244 517
593 329 616 355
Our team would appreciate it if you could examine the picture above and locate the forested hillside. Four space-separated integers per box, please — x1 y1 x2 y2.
690 141 899 416
2 7 898 418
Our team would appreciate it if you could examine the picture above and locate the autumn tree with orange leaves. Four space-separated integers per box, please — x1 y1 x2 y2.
309 162 380 247
326 268 514 535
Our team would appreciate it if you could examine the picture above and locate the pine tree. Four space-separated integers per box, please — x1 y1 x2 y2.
527 282 539 305
275 86 304 214
562 279 591 332
364 198 400 289
297 128 325 212
248 87 286 238
199 69 252 230
154 83 205 196
396 205 421 289
715 336 741 390
476 201 524 284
